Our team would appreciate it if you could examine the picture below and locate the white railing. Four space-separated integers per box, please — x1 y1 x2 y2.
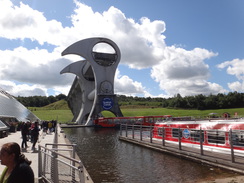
119 124 244 163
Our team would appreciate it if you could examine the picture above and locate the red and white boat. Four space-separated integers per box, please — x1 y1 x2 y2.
94 115 172 128
153 117 244 151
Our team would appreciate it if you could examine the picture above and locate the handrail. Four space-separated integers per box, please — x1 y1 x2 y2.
38 143 85 183
39 145 81 163
119 124 244 163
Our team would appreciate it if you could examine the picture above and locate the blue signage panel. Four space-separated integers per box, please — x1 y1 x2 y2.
102 97 113 110
182 129 190 139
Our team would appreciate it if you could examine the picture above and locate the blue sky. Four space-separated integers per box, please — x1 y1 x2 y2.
0 0 244 97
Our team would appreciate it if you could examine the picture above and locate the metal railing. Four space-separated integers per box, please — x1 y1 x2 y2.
38 143 85 183
119 124 244 163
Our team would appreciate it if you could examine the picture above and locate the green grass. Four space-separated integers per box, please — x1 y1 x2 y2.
104 107 244 118
28 100 72 123
42 99 70 110
29 100 244 123
31 109 73 123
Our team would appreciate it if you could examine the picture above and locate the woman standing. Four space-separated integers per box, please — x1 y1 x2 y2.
0 142 34 183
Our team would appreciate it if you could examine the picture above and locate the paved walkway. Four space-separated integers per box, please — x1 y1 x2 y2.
0 125 93 183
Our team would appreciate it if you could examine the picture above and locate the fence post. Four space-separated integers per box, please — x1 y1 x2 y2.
125 124 128 137
43 146 47 179
140 125 142 141
178 128 182 150
229 129 235 163
79 162 85 183
200 128 204 155
132 125 134 139
72 145 76 182
162 127 165 146
120 124 122 136
51 151 59 183
38 145 42 178
150 126 152 143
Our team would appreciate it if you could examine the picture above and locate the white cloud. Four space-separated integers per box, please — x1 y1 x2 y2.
151 46 226 96
114 70 145 96
69 2 167 69
217 59 244 80
227 81 244 92
0 0 64 46
217 58 244 92
0 80 47 96
0 47 74 96
0 0 232 97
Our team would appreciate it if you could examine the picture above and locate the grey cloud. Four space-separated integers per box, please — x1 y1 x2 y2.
14 88 46 97
3 58 74 87
2 14 36 29
165 64 209 80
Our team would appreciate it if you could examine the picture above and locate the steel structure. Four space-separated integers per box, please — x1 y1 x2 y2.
61 38 123 126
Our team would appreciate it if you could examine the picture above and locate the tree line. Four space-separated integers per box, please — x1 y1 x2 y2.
16 94 67 107
16 92 244 110
117 91 244 110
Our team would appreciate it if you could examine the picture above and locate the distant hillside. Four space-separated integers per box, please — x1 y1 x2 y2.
42 99 70 110
39 100 160 111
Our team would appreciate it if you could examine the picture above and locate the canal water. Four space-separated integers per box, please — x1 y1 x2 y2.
63 127 237 183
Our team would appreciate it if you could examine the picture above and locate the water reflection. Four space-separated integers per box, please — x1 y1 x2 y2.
63 127 236 183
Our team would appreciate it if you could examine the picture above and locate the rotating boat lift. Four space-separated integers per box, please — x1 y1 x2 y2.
60 38 123 126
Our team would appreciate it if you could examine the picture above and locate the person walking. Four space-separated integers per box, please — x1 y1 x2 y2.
21 122 29 149
0 142 34 183
48 121 52 134
31 121 39 151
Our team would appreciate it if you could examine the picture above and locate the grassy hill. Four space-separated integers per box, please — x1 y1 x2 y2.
30 99 244 123
41 99 70 110
29 100 72 123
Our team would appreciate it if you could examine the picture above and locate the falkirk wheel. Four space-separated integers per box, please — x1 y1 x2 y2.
60 37 123 126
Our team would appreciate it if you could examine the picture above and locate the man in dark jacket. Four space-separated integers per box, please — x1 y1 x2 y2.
31 121 39 151
21 122 29 149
